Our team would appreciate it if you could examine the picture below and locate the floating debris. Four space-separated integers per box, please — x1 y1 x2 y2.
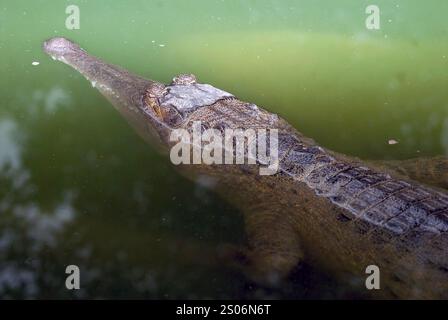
388 139 399 145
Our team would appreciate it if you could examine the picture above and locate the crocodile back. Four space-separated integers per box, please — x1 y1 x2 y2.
176 96 448 298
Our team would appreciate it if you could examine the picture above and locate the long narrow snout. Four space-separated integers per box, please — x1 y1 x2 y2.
43 37 170 151
43 37 155 112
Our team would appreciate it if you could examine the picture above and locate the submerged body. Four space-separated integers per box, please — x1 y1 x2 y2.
43 37 448 298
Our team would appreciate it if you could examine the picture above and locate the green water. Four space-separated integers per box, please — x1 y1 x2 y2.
0 0 447 298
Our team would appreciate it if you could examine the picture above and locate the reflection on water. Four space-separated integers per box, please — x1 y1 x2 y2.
0 0 447 299
28 87 71 115
14 195 75 249
0 119 22 170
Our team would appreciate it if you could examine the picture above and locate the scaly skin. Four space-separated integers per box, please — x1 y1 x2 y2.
43 37 448 299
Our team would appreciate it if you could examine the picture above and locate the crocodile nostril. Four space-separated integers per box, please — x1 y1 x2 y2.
42 37 83 59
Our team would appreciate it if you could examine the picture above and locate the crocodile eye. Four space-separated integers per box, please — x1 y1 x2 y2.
145 83 167 98
171 73 197 85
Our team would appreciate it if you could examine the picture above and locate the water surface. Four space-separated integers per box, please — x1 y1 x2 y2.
0 0 447 298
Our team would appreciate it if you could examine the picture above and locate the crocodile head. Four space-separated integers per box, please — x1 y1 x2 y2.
42 37 227 153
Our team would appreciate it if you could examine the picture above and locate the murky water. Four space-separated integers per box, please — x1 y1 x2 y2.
0 0 447 298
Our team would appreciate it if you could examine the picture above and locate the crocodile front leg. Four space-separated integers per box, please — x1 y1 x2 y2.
219 204 304 286
370 156 448 190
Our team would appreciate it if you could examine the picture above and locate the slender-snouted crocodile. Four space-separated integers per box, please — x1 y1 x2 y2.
43 37 448 299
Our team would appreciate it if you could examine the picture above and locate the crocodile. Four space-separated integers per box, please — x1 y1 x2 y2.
42 37 448 299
